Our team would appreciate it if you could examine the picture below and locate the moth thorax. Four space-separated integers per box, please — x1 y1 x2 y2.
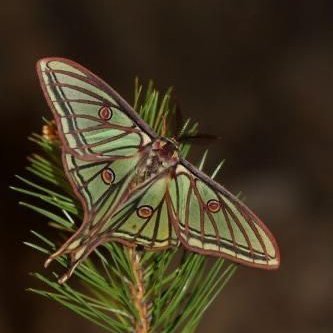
153 137 179 164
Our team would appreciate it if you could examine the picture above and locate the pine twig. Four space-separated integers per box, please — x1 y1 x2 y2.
129 248 150 333
12 80 236 333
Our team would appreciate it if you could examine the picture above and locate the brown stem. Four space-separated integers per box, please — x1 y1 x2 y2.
129 248 150 333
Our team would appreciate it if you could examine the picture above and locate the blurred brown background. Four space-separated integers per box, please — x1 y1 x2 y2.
1 1 333 332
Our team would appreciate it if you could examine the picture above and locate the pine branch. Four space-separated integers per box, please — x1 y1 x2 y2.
12 80 237 333
129 249 149 333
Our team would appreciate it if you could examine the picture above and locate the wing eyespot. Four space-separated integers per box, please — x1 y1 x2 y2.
98 106 113 120
101 168 115 185
136 205 153 219
207 199 221 213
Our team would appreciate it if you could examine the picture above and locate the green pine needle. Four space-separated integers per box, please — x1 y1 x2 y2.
12 80 236 333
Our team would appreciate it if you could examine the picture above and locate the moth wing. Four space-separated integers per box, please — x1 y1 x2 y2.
37 58 156 159
169 159 280 269
45 152 145 282
104 173 178 249
36 58 159 281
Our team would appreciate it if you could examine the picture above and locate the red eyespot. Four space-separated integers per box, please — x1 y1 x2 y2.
101 168 115 185
207 199 221 213
98 106 112 120
136 205 153 219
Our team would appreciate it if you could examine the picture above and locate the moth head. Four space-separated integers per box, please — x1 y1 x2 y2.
153 137 179 161
164 137 179 150
153 137 179 150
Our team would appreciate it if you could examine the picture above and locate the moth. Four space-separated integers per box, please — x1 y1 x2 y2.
37 58 280 283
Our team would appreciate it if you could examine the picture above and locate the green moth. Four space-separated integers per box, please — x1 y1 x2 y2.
37 58 280 283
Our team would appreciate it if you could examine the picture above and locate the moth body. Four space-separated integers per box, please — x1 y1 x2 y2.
37 57 280 284
135 137 179 184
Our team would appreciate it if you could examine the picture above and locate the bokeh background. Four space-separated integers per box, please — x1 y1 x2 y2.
1 1 333 332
